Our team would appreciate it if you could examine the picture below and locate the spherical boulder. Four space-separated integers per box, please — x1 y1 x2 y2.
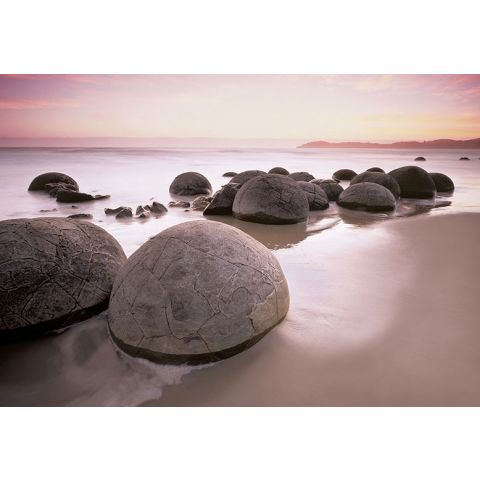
310 179 344 201
108 220 289 364
0 218 126 340
297 181 329 210
288 171 315 182
268 167 289 175
337 182 396 212
366 167 385 173
388 166 436 198
333 169 357 181
169 172 212 196
350 171 401 198
222 171 237 177
229 170 266 186
414 156 426 162
28 172 79 191
232 174 309 224
459 157 470 161
429 172 455 192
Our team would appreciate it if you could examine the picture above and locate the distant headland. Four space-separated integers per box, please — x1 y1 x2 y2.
299 138 480 149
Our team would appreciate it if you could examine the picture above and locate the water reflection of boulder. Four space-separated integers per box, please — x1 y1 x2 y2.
337 207 393 227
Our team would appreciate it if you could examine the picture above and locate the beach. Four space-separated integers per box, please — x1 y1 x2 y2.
0 147 479 406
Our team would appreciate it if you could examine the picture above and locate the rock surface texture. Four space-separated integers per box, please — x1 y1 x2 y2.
350 171 401 198
297 181 329 210
310 179 344 201
204 183 240 215
333 169 357 181
229 170 266 186
232 174 309 224
429 172 455 192
337 182 396 212
28 172 79 191
108 221 289 364
288 171 315 182
169 172 212 195
388 166 436 199
268 167 289 175
0 218 126 340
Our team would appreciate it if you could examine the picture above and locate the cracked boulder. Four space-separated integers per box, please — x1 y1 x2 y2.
28 172 79 192
108 220 289 364
310 179 344 201
228 170 266 186
169 172 212 195
0 217 126 340
388 166 436 199
296 181 329 210
337 182 396 212
233 174 309 224
350 171 401 198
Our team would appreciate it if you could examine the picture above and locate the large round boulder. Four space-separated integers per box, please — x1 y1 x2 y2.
268 167 289 175
288 171 315 182
297 181 329 210
108 221 289 364
229 170 266 186
0 218 126 340
388 166 436 198
337 182 396 212
28 172 79 191
310 179 344 201
429 172 455 192
232 174 309 224
333 169 357 181
169 172 212 196
350 171 401 198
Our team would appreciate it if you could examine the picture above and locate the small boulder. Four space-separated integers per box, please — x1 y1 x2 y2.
297 181 329 210
366 167 385 173
168 200 190 208
108 220 289 364
288 171 315 182
414 156 426 161
222 172 237 177
310 179 344 201
388 166 436 199
204 183 241 215
429 172 455 192
67 213 93 220
459 157 470 161
233 174 309 224
116 208 133 219
350 171 401 198
191 196 212 211
105 206 128 215
169 172 212 195
28 172 79 192
149 202 168 215
333 169 357 181
229 170 266 186
337 182 396 212
56 191 94 203
268 167 290 175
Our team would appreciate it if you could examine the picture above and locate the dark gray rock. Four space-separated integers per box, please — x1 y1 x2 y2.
229 170 266 186
56 191 94 203
268 167 290 175
108 220 289 364
0 217 126 340
93 194 110 200
297 181 329 210
168 200 190 208
366 167 385 173
414 156 426 161
28 172 79 192
429 172 455 192
169 172 212 195
204 183 240 215
459 157 470 161
222 172 237 177
310 179 344 201
149 202 168 215
388 166 436 199
337 182 396 212
233 174 309 224
333 169 357 181
288 171 315 182
116 208 133 219
350 171 401 198
191 196 212 211
105 206 128 215
67 213 93 220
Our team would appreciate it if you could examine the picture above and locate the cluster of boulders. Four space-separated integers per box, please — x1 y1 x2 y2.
105 201 168 220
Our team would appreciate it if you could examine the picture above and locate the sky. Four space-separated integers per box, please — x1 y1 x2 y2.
0 74 479 146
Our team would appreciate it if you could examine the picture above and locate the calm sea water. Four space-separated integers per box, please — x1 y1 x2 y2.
0 147 479 405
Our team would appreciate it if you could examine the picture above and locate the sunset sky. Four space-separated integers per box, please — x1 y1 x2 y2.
0 74 479 146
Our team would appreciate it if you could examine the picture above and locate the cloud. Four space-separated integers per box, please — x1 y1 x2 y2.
0 97 79 110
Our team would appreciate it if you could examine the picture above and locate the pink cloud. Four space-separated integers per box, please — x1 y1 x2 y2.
0 97 79 110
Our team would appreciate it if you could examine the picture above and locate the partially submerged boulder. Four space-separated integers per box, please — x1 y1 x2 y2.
105 206 128 215
288 171 315 182
169 172 212 195
229 170 266 186
310 179 344 201
388 166 436 199
366 167 385 173
204 183 240 215
222 172 237 177
0 218 126 340
459 157 470 161
297 181 329 210
28 172 79 192
337 182 396 212
233 174 309 224
414 156 426 161
429 172 455 192
350 171 401 198
191 196 212 211
108 220 289 364
56 191 95 202
67 213 93 220
333 169 357 181
169 200 190 208
268 167 289 175
116 207 133 219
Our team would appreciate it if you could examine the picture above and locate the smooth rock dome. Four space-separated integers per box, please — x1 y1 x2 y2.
288 171 315 182
169 172 212 195
429 172 455 192
388 166 436 198
108 221 289 364
229 170 266 186
0 218 126 340
350 171 401 198
232 174 309 224
28 172 79 191
310 179 344 201
337 182 396 212
297 181 329 210
414 156 426 161
366 167 385 173
268 167 289 175
333 169 357 181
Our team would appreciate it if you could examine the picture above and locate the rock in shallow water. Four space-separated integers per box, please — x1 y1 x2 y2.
350 171 401 198
108 220 289 364
28 172 79 192
333 169 357 181
229 170 266 186
296 181 329 210
0 218 126 340
337 182 396 212
388 166 436 199
310 179 344 201
429 172 455 192
288 171 315 182
269 167 289 175
203 183 240 215
169 172 212 195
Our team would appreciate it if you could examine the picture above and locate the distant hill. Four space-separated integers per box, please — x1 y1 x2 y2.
299 138 480 149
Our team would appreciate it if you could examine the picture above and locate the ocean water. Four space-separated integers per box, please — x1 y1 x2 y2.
0 147 479 406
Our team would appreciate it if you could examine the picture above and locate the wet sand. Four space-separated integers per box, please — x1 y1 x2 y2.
147 212 480 406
